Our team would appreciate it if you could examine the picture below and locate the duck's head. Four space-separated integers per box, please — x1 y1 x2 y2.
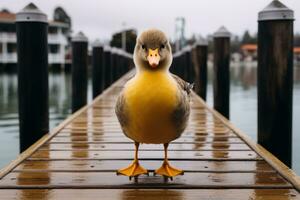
134 29 172 72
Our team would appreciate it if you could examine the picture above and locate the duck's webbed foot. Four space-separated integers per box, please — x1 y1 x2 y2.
117 160 148 180
154 160 184 180
116 142 148 180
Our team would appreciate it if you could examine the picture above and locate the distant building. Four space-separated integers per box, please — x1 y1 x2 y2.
0 9 71 71
241 44 300 64
295 47 300 64
241 44 257 61
110 29 137 53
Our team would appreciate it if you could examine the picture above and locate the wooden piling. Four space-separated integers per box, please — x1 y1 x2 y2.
92 40 103 98
122 51 133 74
16 3 49 152
193 38 208 100
103 46 112 88
185 46 194 83
181 49 188 81
118 50 125 77
178 51 185 79
110 48 118 82
213 26 231 119
257 0 294 167
170 52 178 75
71 32 88 113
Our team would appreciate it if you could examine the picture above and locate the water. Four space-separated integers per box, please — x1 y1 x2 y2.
0 66 299 174
0 72 93 169
206 64 300 174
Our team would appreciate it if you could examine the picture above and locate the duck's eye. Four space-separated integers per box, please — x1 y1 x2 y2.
160 44 165 49
141 44 146 50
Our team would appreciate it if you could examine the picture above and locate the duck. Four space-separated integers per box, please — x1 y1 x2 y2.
115 29 191 180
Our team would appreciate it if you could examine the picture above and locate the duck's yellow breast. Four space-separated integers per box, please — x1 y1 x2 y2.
123 71 180 144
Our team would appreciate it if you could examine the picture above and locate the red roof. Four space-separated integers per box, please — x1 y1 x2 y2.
295 47 300 54
241 44 257 51
0 11 69 28
241 44 300 54
0 11 16 22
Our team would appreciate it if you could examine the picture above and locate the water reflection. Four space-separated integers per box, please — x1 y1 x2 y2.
49 72 72 128
121 189 183 200
0 72 74 168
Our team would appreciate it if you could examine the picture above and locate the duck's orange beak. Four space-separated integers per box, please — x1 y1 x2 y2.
147 48 160 68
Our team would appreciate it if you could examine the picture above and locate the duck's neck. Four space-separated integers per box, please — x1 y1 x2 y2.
136 66 169 76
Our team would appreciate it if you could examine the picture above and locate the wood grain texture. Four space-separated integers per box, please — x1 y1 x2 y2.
39 143 251 151
213 37 230 118
28 150 260 160
1 189 300 200
14 160 274 172
258 20 293 167
0 172 291 189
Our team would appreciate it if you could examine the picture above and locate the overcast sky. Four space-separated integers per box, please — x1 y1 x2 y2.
2 0 300 42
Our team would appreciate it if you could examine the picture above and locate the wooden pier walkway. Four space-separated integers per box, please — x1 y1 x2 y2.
1 71 300 199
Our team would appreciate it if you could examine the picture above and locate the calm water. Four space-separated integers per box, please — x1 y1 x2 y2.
0 65 299 174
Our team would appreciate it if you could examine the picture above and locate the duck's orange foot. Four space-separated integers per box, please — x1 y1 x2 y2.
154 161 184 180
116 161 148 180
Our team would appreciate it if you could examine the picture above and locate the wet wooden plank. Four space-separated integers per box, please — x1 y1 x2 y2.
0 172 291 189
48 136 243 143
28 149 261 160
57 130 236 136
14 160 274 173
55 132 238 137
58 129 235 135
1 189 300 200
64 124 229 129
39 143 251 151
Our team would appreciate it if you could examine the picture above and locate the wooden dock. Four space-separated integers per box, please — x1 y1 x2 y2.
0 71 300 199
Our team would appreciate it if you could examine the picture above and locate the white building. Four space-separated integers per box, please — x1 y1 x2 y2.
0 10 70 71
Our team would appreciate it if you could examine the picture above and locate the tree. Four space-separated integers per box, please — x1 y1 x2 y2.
1 8 10 13
242 30 252 44
231 35 241 53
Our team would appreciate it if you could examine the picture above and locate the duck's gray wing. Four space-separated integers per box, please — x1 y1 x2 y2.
171 73 191 134
115 92 128 129
115 75 135 129
171 74 193 96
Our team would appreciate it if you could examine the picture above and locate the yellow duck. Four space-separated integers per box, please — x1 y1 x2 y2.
115 29 191 179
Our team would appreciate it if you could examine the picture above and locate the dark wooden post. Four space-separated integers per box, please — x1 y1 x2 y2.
193 38 208 100
170 51 179 75
71 32 88 113
181 49 188 81
257 0 294 167
114 49 120 79
103 46 112 88
16 3 49 152
118 50 125 76
123 51 132 74
111 48 118 82
186 46 194 83
92 39 103 99
116 49 123 78
178 51 185 79
213 26 231 119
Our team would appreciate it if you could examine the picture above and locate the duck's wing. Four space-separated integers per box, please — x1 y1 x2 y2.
171 73 191 134
115 91 128 129
171 74 193 96
115 75 135 129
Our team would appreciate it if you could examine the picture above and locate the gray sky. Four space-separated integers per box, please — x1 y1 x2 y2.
2 0 300 42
